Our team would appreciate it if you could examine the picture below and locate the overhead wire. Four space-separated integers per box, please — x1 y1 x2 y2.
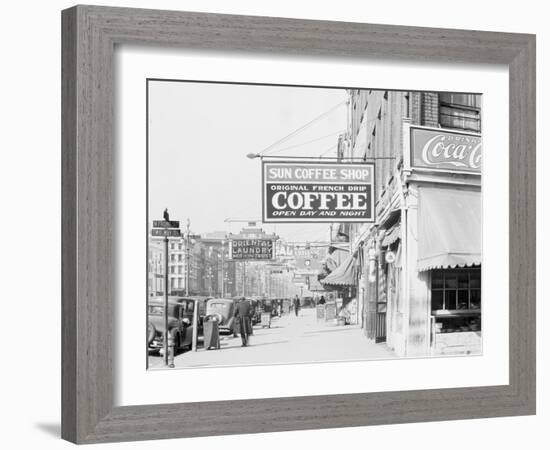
259 101 346 156
318 144 338 158
266 130 345 156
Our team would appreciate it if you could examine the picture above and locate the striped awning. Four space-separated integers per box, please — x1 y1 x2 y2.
381 224 401 247
417 187 481 272
320 254 357 287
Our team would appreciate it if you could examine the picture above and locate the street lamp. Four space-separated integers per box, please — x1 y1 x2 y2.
246 153 260 159
218 240 226 298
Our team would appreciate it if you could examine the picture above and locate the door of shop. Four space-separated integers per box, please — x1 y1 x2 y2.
366 262 387 343
375 309 387 343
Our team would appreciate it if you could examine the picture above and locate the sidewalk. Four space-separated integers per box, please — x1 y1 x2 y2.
149 307 395 369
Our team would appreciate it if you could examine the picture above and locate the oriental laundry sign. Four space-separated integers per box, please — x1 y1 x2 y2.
262 161 375 223
410 126 482 173
230 239 274 260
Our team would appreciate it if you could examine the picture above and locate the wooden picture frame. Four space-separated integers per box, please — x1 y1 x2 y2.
61 5 536 444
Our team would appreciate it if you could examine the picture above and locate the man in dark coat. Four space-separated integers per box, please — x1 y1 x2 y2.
234 297 252 346
293 295 301 317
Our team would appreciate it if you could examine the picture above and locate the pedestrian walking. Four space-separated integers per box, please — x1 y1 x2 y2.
293 295 301 317
234 297 252 346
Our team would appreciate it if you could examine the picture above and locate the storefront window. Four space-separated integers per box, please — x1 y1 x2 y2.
431 267 481 335
431 267 481 312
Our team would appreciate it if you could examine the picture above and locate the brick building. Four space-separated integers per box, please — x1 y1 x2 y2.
331 89 482 357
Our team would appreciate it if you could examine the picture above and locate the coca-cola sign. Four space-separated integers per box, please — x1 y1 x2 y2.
410 126 482 173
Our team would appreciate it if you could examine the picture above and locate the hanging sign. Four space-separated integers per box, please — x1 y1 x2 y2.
262 161 375 223
230 238 274 260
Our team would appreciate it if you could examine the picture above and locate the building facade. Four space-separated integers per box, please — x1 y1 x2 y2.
148 239 165 297
339 90 482 357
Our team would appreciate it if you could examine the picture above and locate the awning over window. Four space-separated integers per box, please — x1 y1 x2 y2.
320 254 357 287
418 187 481 272
382 224 401 247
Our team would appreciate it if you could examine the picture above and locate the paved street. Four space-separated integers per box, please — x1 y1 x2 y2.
149 307 395 369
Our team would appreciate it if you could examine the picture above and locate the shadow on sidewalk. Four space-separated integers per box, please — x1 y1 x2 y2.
304 326 360 335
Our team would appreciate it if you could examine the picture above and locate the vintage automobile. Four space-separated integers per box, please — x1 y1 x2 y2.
147 296 206 353
205 298 237 334
181 296 208 325
248 297 262 325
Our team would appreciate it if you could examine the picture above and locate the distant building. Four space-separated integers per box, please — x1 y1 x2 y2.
200 231 235 297
228 224 278 297
148 239 165 296
168 238 185 294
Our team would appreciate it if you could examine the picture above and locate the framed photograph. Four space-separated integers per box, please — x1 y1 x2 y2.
62 5 535 444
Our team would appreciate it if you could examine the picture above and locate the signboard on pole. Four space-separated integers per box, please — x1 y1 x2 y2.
150 211 181 368
262 161 375 223
410 126 482 173
153 220 180 228
151 228 181 237
230 238 274 260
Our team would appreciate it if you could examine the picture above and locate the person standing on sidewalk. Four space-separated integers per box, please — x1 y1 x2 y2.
293 295 301 317
234 297 252 346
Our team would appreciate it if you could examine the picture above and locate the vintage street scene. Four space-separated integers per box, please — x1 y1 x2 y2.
147 81 482 369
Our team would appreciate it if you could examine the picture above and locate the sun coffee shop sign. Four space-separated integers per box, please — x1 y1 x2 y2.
262 161 375 223
410 125 482 173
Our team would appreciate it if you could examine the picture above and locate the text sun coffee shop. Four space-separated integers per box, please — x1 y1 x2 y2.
318 91 482 357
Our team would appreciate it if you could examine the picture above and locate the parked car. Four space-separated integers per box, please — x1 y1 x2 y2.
147 296 205 353
175 296 208 326
248 297 262 325
205 298 237 334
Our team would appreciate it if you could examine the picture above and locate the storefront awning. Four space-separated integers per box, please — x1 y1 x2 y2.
382 224 401 247
418 187 481 272
320 254 357 287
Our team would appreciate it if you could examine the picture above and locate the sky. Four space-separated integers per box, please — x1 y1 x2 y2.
148 80 347 243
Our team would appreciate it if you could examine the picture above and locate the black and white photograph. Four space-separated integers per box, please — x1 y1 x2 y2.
147 80 482 369
1 0 544 447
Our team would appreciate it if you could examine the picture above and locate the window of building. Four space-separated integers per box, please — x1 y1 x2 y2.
439 93 481 132
431 267 481 311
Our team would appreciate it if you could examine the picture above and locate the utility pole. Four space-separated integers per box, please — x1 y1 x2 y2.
163 236 169 366
185 218 190 296
220 240 225 297
241 261 247 297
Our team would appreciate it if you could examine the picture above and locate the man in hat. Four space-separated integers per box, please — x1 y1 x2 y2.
234 297 252 346
293 294 301 317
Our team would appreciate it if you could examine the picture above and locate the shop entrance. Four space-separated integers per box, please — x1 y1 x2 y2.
365 258 387 343
375 262 387 343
